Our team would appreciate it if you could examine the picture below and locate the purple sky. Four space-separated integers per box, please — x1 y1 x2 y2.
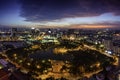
0 0 120 29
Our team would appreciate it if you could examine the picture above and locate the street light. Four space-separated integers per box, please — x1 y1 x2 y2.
36 65 41 69
27 63 31 66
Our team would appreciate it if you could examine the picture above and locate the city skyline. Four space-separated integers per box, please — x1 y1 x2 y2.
0 0 120 29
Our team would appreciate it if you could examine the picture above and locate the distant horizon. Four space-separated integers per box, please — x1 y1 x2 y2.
0 25 119 30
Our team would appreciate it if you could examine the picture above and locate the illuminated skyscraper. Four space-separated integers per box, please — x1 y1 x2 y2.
10 28 17 40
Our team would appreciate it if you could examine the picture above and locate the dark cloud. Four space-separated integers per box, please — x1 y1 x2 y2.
19 0 120 22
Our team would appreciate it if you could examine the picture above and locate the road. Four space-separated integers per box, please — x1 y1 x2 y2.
83 45 120 66
84 44 113 58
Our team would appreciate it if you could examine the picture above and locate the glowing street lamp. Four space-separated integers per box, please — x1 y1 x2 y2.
36 65 41 69
27 63 31 66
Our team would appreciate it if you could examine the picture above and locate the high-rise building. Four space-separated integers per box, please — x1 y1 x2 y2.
10 28 17 37
102 37 113 51
113 40 120 56
113 34 120 40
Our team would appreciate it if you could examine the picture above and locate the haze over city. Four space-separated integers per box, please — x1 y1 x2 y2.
0 0 120 29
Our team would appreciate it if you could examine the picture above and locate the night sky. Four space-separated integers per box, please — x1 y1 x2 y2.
0 0 120 29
